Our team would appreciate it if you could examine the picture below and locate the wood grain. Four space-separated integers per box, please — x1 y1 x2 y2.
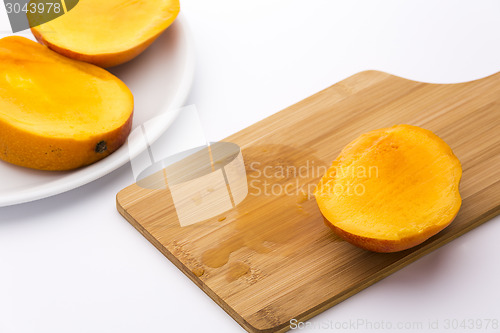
116 70 500 333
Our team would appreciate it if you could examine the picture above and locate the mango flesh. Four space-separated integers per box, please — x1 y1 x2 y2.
0 36 133 170
29 0 180 68
315 125 462 252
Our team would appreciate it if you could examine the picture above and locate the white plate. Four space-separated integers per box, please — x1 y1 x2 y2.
0 15 195 207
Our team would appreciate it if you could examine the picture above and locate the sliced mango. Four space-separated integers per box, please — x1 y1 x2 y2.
0 36 133 170
29 0 180 68
315 125 462 252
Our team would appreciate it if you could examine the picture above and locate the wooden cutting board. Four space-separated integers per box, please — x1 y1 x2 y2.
116 70 500 333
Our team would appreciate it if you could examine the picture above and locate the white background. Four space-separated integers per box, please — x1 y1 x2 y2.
1 1 500 332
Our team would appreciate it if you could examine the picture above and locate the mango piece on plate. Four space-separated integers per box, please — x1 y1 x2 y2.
0 36 133 171
29 0 180 68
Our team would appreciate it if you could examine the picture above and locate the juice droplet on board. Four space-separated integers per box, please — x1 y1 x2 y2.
191 267 205 277
226 261 250 282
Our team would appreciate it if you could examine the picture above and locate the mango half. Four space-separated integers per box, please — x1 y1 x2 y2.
29 0 180 68
0 36 133 171
315 125 462 252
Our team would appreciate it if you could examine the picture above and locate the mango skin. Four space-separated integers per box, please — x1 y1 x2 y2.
0 36 134 171
315 125 462 253
0 115 133 171
322 213 459 253
31 28 163 69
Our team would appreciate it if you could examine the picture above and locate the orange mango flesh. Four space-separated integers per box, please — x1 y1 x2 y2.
29 0 180 68
315 125 462 252
0 36 133 170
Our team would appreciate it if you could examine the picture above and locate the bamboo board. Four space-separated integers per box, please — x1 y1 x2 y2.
117 70 500 332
